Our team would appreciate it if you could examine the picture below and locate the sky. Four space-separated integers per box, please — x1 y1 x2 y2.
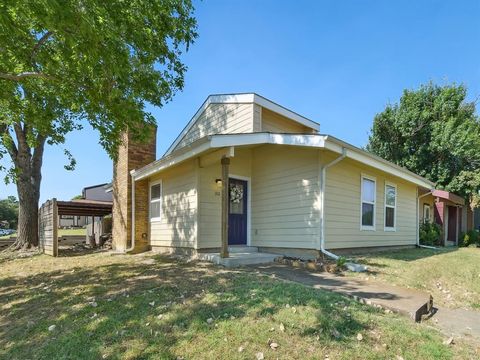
1 0 479 203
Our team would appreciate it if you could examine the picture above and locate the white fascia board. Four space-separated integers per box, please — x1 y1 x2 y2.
253 94 320 131
210 133 325 148
323 137 435 189
135 133 326 181
164 93 319 156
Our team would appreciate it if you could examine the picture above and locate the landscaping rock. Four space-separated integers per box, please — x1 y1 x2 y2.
48 325 56 332
443 337 454 346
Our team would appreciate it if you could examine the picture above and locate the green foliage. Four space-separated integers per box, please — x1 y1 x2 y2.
0 196 19 229
336 256 347 267
419 221 442 246
367 83 480 201
71 194 83 200
459 230 479 247
0 0 198 183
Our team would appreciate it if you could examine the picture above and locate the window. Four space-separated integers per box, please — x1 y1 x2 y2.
361 176 376 230
423 204 431 223
384 183 396 230
150 181 162 221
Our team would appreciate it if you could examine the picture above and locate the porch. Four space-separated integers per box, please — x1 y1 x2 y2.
197 246 279 267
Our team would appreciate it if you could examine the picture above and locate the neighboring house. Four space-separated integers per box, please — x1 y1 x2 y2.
419 189 475 246
59 183 112 227
112 93 435 257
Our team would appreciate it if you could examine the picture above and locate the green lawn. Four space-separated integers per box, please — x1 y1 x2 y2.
351 247 480 310
0 251 476 359
0 227 86 239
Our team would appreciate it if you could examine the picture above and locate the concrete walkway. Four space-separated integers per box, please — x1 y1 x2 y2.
431 307 480 340
254 264 433 322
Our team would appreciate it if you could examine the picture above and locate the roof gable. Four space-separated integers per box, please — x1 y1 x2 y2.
164 93 319 155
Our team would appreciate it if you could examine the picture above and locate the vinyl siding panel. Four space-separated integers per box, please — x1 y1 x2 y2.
323 153 418 249
149 160 198 248
174 103 254 151
261 108 315 133
197 148 252 249
251 145 320 248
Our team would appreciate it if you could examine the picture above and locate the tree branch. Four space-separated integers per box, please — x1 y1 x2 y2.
0 72 53 81
31 31 53 61
13 123 29 155
0 124 19 163
32 134 46 177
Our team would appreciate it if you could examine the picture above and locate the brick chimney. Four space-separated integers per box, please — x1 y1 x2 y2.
112 127 156 252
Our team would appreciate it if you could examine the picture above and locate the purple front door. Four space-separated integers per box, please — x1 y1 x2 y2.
228 178 248 245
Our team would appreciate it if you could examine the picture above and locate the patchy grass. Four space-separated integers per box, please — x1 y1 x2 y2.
351 247 480 310
0 251 476 359
0 228 86 240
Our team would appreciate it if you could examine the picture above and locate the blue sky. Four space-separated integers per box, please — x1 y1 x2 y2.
1 0 479 203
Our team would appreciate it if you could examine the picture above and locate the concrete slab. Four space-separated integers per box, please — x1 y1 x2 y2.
254 263 433 322
430 307 480 340
198 251 278 267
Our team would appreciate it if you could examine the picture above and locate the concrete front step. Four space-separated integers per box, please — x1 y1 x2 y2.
197 251 277 267
228 246 258 253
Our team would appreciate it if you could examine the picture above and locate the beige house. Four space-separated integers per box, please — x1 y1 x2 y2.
112 93 434 259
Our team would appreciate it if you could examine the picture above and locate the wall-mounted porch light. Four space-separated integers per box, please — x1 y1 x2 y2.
215 178 222 186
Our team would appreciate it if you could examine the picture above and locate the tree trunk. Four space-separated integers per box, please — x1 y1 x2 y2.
8 125 45 250
14 178 40 249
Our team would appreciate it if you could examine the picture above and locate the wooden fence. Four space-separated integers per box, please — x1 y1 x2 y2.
38 198 58 256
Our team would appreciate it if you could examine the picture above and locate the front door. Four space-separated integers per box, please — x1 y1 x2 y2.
228 178 248 245
447 206 457 243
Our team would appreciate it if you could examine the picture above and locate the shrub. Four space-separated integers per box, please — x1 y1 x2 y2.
419 221 442 246
459 230 479 247
336 256 347 267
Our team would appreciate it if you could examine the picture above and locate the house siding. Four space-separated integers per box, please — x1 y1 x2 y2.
261 108 314 133
197 149 252 249
174 103 255 151
251 145 320 249
149 160 198 249
323 153 418 249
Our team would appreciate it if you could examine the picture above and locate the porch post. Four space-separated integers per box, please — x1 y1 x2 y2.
221 156 230 258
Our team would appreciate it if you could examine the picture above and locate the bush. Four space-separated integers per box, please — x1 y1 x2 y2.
419 221 442 246
459 230 479 247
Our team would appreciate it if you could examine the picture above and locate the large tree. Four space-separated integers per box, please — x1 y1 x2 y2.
367 83 480 205
0 0 197 249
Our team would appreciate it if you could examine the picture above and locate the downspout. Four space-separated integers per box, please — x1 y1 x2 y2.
319 148 347 260
417 190 437 250
127 170 136 253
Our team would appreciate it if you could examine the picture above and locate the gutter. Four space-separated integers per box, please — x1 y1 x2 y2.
318 148 368 272
416 190 438 250
319 148 347 260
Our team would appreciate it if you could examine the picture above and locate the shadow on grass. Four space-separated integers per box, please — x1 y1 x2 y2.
0 254 374 359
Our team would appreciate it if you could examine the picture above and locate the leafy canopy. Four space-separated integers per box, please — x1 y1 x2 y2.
367 83 480 202
0 196 19 229
0 0 197 181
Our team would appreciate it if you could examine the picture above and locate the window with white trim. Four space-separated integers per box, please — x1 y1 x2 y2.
361 176 376 229
423 204 431 223
384 183 396 230
150 182 162 221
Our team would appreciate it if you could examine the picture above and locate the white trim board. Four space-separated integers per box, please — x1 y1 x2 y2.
132 132 435 190
164 93 320 156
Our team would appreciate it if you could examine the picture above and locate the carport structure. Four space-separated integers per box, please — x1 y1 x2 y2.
39 198 112 256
